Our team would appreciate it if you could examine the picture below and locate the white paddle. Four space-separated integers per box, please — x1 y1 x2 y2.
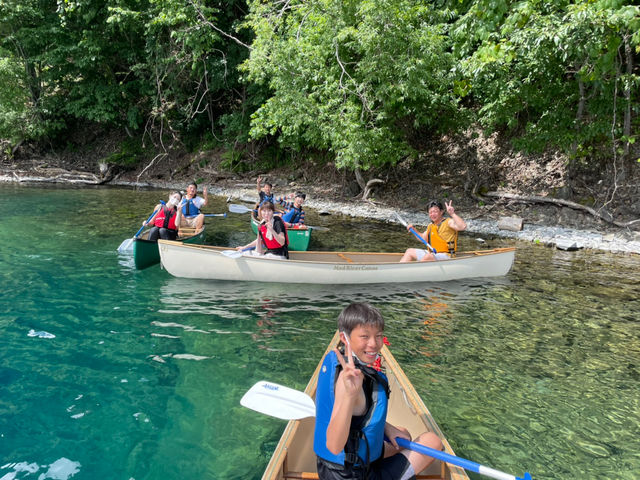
241 381 532 480
240 381 316 420
228 204 330 231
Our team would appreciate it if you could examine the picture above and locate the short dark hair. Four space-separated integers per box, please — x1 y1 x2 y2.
427 200 444 211
338 303 384 336
295 191 306 200
264 182 273 188
188 182 198 189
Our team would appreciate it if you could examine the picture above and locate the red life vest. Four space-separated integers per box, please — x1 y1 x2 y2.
258 217 289 258
154 206 178 231
258 219 287 250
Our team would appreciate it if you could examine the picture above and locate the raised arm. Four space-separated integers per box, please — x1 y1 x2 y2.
445 201 466 231
326 344 364 454
201 186 209 208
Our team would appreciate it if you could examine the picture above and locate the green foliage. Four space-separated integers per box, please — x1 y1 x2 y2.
104 138 145 166
452 0 640 155
243 0 460 170
1 0 638 176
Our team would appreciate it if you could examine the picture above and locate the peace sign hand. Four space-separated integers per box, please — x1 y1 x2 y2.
334 343 363 401
445 200 455 216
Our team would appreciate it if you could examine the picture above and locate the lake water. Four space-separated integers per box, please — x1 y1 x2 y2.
1 184 638 480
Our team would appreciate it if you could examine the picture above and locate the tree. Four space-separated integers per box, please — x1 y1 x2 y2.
243 0 459 171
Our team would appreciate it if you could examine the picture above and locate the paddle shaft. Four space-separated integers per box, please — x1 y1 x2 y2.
394 438 529 480
136 201 166 237
394 212 436 253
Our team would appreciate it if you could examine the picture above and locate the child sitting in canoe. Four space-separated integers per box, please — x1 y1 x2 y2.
143 191 182 241
314 302 442 479
237 201 289 259
255 176 276 213
275 191 306 228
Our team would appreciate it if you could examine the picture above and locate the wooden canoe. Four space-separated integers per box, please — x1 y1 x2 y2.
133 226 206 270
251 215 312 251
157 241 515 283
261 331 469 480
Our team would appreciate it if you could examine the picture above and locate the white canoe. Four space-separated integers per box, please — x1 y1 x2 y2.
158 240 515 284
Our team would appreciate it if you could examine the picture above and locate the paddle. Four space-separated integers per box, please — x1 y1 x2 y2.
228 204 330 231
117 201 164 253
220 246 256 258
203 213 227 218
241 381 532 480
228 203 254 214
393 212 436 254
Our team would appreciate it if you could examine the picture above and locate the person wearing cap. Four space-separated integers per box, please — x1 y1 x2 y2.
178 182 208 230
143 191 183 241
399 200 466 262
275 191 306 228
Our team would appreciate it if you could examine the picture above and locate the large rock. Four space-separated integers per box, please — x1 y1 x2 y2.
497 216 523 231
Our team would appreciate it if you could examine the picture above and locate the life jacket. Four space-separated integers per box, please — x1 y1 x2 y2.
153 206 178 231
182 197 201 217
258 192 275 207
282 205 304 225
314 350 389 470
258 217 289 258
426 219 457 254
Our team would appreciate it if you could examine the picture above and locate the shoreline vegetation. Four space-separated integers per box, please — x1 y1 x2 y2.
2 161 639 255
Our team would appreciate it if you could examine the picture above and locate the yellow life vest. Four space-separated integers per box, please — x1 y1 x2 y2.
426 219 458 254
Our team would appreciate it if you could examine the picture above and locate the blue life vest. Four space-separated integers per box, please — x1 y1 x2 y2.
313 350 389 467
182 198 201 217
259 192 275 206
282 205 303 224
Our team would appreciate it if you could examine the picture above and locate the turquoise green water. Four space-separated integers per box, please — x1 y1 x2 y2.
1 184 639 480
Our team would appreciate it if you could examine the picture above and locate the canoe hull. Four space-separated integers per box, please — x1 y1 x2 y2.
157 241 515 284
261 331 469 480
133 227 206 270
250 216 311 251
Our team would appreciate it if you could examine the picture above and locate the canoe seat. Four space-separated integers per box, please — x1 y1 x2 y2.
178 227 201 238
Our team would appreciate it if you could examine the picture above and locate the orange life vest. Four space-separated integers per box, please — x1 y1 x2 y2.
426 219 458 254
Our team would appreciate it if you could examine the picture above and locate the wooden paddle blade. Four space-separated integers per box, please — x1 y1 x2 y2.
240 381 316 420
228 204 253 214
117 238 134 254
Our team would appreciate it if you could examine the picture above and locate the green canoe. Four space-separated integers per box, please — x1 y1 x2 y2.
133 226 206 270
250 216 311 251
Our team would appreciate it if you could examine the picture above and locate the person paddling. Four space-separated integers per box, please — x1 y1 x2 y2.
143 191 182 241
399 200 466 262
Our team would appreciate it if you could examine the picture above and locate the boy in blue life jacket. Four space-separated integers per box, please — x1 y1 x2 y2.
179 182 208 230
275 191 306 228
314 303 442 480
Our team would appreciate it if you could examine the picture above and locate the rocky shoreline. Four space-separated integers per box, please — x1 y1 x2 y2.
2 167 640 255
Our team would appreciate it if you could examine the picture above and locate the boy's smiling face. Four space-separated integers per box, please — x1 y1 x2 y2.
342 324 384 365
